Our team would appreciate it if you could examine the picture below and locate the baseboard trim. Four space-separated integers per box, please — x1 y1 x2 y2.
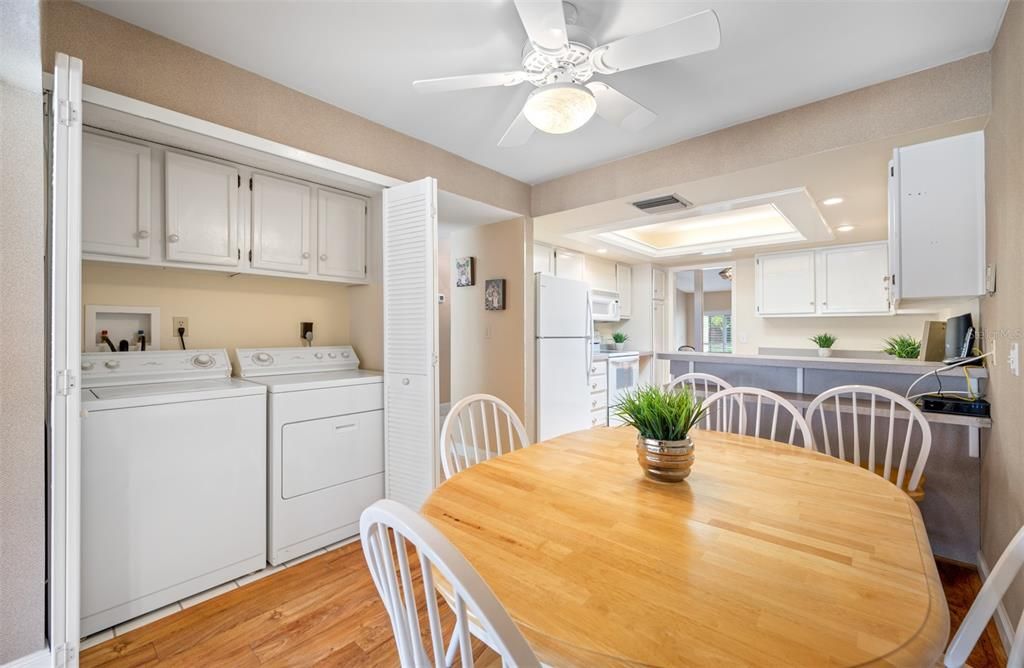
0 649 51 668
976 549 1014 654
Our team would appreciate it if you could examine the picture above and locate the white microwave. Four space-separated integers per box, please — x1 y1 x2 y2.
591 291 620 322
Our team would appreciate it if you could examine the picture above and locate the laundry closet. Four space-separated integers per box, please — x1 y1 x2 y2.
53 78 514 642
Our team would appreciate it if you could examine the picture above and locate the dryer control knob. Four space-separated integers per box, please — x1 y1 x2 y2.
314 352 324 359
81 361 94 371
192 354 215 368
104 360 120 370
328 352 338 359
254 352 273 365
341 351 350 358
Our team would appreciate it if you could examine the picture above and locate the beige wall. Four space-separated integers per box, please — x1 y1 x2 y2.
532 54 991 217
450 219 529 425
0 0 46 661
40 1 530 216
981 0 1024 631
730 258 977 354
83 262 352 360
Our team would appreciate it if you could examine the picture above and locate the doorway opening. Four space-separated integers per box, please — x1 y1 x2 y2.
672 266 735 353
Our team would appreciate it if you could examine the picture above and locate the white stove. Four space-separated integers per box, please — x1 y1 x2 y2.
79 349 266 635
237 346 384 565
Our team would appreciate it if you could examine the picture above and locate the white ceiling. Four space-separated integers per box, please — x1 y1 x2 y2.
82 0 1006 185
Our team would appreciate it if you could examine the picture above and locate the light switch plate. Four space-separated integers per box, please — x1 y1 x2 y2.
986 264 997 294
1009 342 1020 377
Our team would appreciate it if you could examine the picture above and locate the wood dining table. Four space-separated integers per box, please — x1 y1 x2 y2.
421 426 950 667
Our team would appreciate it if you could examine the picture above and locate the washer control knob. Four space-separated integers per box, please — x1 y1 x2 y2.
104 360 120 370
81 361 94 371
192 353 215 368
328 352 338 359
254 352 273 365
314 352 324 360
341 351 350 359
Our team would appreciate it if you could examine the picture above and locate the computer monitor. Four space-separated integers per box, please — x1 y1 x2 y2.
943 313 975 363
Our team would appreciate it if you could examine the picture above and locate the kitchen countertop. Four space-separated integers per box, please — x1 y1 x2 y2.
593 350 654 362
656 350 988 378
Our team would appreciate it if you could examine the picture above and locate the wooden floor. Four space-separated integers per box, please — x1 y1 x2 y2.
83 542 1007 667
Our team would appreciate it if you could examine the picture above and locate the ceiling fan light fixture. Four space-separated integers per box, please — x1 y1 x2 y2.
523 83 596 134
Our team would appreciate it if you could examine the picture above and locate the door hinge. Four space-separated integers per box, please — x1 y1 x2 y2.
56 369 77 397
55 642 76 667
57 100 79 127
890 165 895 177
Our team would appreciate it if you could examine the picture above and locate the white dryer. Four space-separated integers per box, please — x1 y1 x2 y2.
80 349 267 636
237 346 384 565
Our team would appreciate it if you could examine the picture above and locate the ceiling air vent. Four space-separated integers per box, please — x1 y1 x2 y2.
631 193 694 214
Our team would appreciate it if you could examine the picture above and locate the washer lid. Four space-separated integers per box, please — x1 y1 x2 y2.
83 377 266 410
243 369 382 393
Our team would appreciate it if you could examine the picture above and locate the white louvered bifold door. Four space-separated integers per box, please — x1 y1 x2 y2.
382 178 439 510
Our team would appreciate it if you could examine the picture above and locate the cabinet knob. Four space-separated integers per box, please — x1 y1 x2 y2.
137 230 150 239
167 233 180 243
302 251 310 259
320 254 328 261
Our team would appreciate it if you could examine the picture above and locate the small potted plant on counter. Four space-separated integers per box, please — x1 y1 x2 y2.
810 333 838 357
612 331 628 351
882 334 922 359
614 385 706 484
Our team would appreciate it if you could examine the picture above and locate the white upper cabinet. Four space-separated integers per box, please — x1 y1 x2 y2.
165 152 240 267
250 173 312 274
554 249 585 280
756 251 816 315
585 256 617 292
652 268 668 301
889 131 986 300
533 243 554 275
82 132 152 258
616 264 632 319
817 243 890 314
317 188 367 281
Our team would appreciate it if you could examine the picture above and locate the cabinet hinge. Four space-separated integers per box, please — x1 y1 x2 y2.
248 249 253 262
249 177 254 190
237 174 241 188
237 248 241 260
56 369 77 397
890 166 895 177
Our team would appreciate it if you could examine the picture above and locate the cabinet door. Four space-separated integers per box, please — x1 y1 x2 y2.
317 189 367 280
756 251 815 315
652 268 668 301
652 300 669 384
533 244 554 275
819 244 890 314
616 264 632 318
585 256 617 292
164 152 239 267
554 249 584 280
82 133 151 258
251 173 311 274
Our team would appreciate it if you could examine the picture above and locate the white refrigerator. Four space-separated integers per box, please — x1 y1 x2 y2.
536 274 593 441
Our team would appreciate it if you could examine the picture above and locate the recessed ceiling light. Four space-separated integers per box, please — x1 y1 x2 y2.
836 224 855 232
595 248 608 254
822 197 844 206
701 248 733 255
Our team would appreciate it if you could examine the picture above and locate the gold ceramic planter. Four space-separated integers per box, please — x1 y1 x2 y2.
636 436 695 483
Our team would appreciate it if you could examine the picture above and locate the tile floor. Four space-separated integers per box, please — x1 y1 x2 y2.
79 537 357 651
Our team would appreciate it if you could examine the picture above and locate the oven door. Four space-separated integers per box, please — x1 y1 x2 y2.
608 354 640 424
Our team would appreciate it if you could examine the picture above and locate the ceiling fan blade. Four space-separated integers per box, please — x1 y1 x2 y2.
413 71 527 94
591 9 721 74
513 0 569 54
586 82 656 131
498 108 534 147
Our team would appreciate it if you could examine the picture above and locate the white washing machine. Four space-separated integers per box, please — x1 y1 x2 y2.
80 349 267 636
236 346 384 565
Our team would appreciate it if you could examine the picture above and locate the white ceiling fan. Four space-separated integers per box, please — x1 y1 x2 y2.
413 1 721 147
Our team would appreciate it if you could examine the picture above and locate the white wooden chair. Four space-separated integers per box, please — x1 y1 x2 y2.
945 525 1024 667
805 385 931 501
439 394 529 481
360 500 539 668
703 387 813 447
665 373 732 430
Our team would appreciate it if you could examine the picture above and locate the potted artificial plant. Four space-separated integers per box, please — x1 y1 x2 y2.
810 333 837 357
612 331 628 351
614 385 707 483
882 334 922 359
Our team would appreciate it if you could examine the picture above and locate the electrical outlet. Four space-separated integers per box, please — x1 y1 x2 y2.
173 317 189 337
300 321 314 341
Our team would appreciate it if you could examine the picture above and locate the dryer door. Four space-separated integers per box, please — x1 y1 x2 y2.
281 410 384 499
